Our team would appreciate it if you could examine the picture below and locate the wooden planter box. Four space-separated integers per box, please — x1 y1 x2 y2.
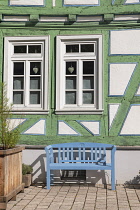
0 146 25 209
22 174 32 188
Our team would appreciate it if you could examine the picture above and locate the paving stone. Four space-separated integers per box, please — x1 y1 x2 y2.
11 206 25 210
118 202 129 206
61 202 73 206
59 206 71 210
26 204 38 208
37 203 49 207
47 206 59 210
85 200 96 204
96 204 106 208
84 205 95 209
16 200 31 205
60 203 73 206
6 204 15 210
6 185 140 210
23 195 35 200
71 207 83 210
130 204 140 207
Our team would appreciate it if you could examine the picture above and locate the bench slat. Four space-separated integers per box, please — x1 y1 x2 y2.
58 148 61 163
91 148 93 161
56 147 107 163
49 163 112 170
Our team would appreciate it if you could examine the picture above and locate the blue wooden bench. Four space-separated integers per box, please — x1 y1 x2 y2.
45 142 116 190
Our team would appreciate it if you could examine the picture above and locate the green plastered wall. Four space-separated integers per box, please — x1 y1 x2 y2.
0 0 140 146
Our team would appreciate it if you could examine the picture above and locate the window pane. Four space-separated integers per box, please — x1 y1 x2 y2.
83 61 94 74
66 62 77 75
83 77 94 89
30 77 40 89
66 45 79 53
30 91 40 104
13 91 23 104
30 62 41 75
81 44 94 52
13 77 24 89
83 91 94 104
66 77 76 89
14 62 24 75
66 91 76 104
28 45 41 53
14 45 27 53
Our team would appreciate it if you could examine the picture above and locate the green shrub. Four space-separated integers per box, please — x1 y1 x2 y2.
22 163 33 175
0 83 20 149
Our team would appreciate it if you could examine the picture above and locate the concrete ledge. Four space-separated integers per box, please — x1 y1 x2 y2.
20 144 140 150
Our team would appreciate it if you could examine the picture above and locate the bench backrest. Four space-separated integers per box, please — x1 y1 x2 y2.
45 142 116 164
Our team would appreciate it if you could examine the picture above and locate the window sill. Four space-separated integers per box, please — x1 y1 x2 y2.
11 110 49 115
55 110 103 115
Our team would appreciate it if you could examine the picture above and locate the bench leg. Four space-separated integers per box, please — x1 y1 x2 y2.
47 168 50 190
111 168 115 190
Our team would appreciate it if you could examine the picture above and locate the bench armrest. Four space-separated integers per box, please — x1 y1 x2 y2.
46 146 54 163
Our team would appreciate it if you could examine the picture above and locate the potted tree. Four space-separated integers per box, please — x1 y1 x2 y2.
22 164 33 187
0 83 25 209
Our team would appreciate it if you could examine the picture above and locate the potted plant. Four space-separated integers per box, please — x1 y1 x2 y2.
0 83 25 209
22 164 33 187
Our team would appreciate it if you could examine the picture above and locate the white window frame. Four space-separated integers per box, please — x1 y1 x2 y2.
4 36 49 114
56 35 103 115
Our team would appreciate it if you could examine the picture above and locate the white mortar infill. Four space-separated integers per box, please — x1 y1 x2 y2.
110 29 140 55
120 105 140 135
109 104 120 128
77 16 103 22
23 120 46 135
3 16 29 21
80 121 100 135
64 0 99 5
109 63 136 95
40 16 68 22
136 85 140 95
114 14 140 21
10 0 44 5
58 121 78 135
125 0 139 3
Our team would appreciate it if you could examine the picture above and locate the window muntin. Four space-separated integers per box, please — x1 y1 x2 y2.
66 43 95 53
11 44 43 107
4 37 49 113
56 35 103 114
65 60 95 106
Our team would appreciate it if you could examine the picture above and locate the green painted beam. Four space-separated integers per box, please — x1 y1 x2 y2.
68 14 76 23
104 13 114 21
0 4 140 16
29 15 39 22
109 64 140 136
113 0 126 5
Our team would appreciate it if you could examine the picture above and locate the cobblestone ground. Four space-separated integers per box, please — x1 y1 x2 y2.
7 184 140 210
